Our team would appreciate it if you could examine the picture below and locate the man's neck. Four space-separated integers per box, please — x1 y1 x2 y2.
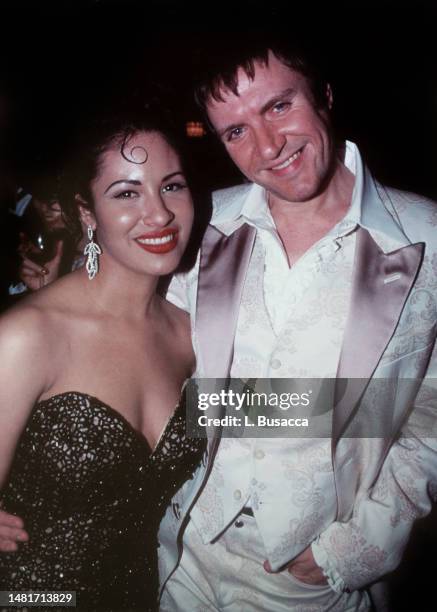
268 162 355 267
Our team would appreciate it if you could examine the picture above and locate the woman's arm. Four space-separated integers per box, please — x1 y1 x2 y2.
0 306 52 550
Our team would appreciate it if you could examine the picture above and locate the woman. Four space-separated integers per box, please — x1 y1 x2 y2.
0 110 205 610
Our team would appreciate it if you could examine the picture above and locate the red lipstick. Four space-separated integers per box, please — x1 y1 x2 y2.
135 228 179 254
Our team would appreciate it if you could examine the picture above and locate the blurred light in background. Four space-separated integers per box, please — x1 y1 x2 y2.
186 121 206 138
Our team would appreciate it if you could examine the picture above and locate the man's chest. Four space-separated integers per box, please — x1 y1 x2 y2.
230 234 355 378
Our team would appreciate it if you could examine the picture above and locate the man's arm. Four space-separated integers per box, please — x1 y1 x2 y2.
0 506 28 551
264 400 437 591
165 255 200 314
263 343 437 591
311 409 437 592
165 272 190 312
167 244 204 313
312 355 437 592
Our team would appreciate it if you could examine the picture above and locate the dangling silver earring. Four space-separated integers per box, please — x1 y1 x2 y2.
84 225 101 280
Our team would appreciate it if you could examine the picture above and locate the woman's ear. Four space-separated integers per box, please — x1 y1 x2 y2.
75 194 96 230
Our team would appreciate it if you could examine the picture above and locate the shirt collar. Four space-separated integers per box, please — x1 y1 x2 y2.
350 141 411 251
212 141 411 251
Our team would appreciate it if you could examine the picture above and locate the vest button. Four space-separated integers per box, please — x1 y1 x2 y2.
234 520 244 528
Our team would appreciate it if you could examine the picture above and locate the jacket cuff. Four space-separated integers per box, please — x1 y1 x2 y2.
311 539 347 593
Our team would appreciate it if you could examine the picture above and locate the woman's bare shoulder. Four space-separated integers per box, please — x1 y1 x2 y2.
0 300 50 346
0 303 54 399
0 308 57 385
0 281 83 397
7 270 84 317
0 276 81 363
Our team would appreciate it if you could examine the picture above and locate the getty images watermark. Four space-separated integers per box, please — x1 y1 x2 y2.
184 378 437 439
197 387 312 428
185 379 332 438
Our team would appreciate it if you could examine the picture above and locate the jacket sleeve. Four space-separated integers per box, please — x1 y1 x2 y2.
312 342 437 592
166 273 190 312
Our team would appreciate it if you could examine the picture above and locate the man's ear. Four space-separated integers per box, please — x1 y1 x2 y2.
75 194 96 230
326 83 333 110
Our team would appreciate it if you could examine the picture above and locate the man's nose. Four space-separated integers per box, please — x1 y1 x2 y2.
141 194 174 227
254 123 285 161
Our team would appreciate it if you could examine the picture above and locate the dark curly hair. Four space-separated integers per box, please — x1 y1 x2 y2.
59 103 192 247
193 31 330 117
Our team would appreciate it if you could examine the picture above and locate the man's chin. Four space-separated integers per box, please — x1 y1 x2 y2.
266 185 321 206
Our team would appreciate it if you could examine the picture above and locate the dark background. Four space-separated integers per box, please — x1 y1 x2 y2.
1 0 437 196
1 1 437 610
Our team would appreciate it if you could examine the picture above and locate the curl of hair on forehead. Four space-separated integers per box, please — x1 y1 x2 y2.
119 131 149 165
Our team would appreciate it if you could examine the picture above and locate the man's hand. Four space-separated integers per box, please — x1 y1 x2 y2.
264 546 328 586
19 240 64 291
0 506 28 552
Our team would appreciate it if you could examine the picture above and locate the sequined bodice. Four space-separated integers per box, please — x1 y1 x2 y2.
0 391 205 611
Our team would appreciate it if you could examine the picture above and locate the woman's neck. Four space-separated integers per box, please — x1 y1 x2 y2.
77 264 161 322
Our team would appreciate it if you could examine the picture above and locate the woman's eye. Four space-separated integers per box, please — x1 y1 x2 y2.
226 127 245 142
114 190 137 199
162 182 187 193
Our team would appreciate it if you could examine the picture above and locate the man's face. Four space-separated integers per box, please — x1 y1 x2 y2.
206 52 335 204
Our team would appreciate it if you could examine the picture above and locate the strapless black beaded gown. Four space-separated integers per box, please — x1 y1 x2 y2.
0 390 205 611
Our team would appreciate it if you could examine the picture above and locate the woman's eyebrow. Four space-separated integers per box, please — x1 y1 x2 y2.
104 179 142 194
162 171 184 182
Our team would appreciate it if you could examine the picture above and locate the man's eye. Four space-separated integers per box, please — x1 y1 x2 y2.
272 101 290 113
114 190 137 199
162 182 187 193
226 127 245 142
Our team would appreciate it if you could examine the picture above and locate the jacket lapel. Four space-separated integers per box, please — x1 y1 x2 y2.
196 223 256 378
196 222 256 462
333 227 424 446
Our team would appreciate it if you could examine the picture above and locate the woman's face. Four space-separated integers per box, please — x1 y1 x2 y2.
82 131 194 278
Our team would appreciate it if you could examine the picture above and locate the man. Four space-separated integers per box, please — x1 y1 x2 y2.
1 35 437 611
157 36 437 611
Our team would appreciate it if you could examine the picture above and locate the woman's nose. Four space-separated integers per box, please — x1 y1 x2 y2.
141 194 174 227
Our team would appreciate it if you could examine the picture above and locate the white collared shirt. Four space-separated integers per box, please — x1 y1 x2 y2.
176 143 364 552
228 142 361 379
